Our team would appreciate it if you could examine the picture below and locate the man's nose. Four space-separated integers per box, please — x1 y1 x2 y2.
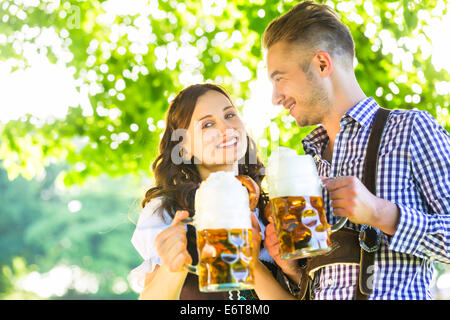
272 87 283 106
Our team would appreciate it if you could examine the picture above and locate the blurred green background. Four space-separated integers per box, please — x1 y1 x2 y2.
0 0 449 299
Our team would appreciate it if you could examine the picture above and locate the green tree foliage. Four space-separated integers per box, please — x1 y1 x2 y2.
0 257 41 299
0 166 143 299
0 0 448 184
1 0 449 300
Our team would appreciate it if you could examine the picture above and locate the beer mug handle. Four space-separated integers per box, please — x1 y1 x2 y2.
184 262 197 275
180 217 199 275
319 178 348 233
330 216 348 233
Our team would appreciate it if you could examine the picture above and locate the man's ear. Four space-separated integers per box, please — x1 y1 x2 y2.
313 51 333 78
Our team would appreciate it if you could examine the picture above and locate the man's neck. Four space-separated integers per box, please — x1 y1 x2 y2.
320 82 367 163
322 139 334 163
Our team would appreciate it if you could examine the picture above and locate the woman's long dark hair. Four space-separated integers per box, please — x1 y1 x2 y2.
142 83 268 224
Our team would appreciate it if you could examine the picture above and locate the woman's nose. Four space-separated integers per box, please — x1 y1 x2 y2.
217 120 234 135
214 120 237 141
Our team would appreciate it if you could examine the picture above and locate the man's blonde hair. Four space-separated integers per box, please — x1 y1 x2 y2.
263 1 355 69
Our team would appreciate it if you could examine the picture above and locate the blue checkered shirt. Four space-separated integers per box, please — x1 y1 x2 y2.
301 97 450 300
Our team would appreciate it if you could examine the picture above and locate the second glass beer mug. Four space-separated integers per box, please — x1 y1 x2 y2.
265 147 347 260
182 171 259 292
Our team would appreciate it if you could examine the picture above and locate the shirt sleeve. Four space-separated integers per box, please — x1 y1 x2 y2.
388 111 450 264
128 197 173 290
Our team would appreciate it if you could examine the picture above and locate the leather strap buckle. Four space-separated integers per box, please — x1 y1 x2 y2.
359 225 381 253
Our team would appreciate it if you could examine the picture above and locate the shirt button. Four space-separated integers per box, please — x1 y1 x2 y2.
327 279 334 286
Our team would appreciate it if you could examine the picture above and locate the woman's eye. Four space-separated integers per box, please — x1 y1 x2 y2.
225 113 236 119
202 121 213 129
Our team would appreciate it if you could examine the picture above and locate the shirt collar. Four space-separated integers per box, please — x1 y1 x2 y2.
343 96 379 128
301 97 379 156
302 125 329 157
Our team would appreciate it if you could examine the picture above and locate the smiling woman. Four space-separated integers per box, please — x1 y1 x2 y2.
130 83 272 300
140 83 265 218
181 89 248 168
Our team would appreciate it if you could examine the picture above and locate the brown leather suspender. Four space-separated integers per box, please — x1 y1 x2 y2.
356 107 391 299
298 107 391 300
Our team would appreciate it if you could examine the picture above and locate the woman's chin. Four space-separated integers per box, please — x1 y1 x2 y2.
200 145 247 167
224 146 248 164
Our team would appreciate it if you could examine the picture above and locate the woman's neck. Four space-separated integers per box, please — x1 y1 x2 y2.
196 162 239 180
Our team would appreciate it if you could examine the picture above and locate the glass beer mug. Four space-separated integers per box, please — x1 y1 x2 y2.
265 147 347 260
182 171 260 292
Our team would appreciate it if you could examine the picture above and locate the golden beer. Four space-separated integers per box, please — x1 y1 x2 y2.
183 171 258 292
266 147 347 260
196 228 254 292
269 195 331 259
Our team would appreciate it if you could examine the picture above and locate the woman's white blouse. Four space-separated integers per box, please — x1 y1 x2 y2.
128 197 273 291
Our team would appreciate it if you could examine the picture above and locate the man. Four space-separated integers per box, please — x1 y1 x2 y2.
262 1 450 299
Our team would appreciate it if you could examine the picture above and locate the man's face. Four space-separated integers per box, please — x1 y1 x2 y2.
267 41 329 127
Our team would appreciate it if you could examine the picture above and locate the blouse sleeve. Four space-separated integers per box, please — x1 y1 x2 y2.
128 197 173 291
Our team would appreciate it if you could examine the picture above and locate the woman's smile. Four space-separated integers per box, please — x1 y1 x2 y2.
217 136 239 149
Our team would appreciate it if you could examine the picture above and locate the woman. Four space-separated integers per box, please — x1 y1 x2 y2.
129 84 295 300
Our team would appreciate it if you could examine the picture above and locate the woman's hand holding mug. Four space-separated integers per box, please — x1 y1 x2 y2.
154 210 192 273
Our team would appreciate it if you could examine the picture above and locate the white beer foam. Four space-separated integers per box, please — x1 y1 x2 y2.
194 171 252 230
266 147 322 198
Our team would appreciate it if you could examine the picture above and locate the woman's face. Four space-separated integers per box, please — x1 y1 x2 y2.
182 90 248 167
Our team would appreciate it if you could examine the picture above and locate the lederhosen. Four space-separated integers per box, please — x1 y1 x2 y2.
290 107 391 300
